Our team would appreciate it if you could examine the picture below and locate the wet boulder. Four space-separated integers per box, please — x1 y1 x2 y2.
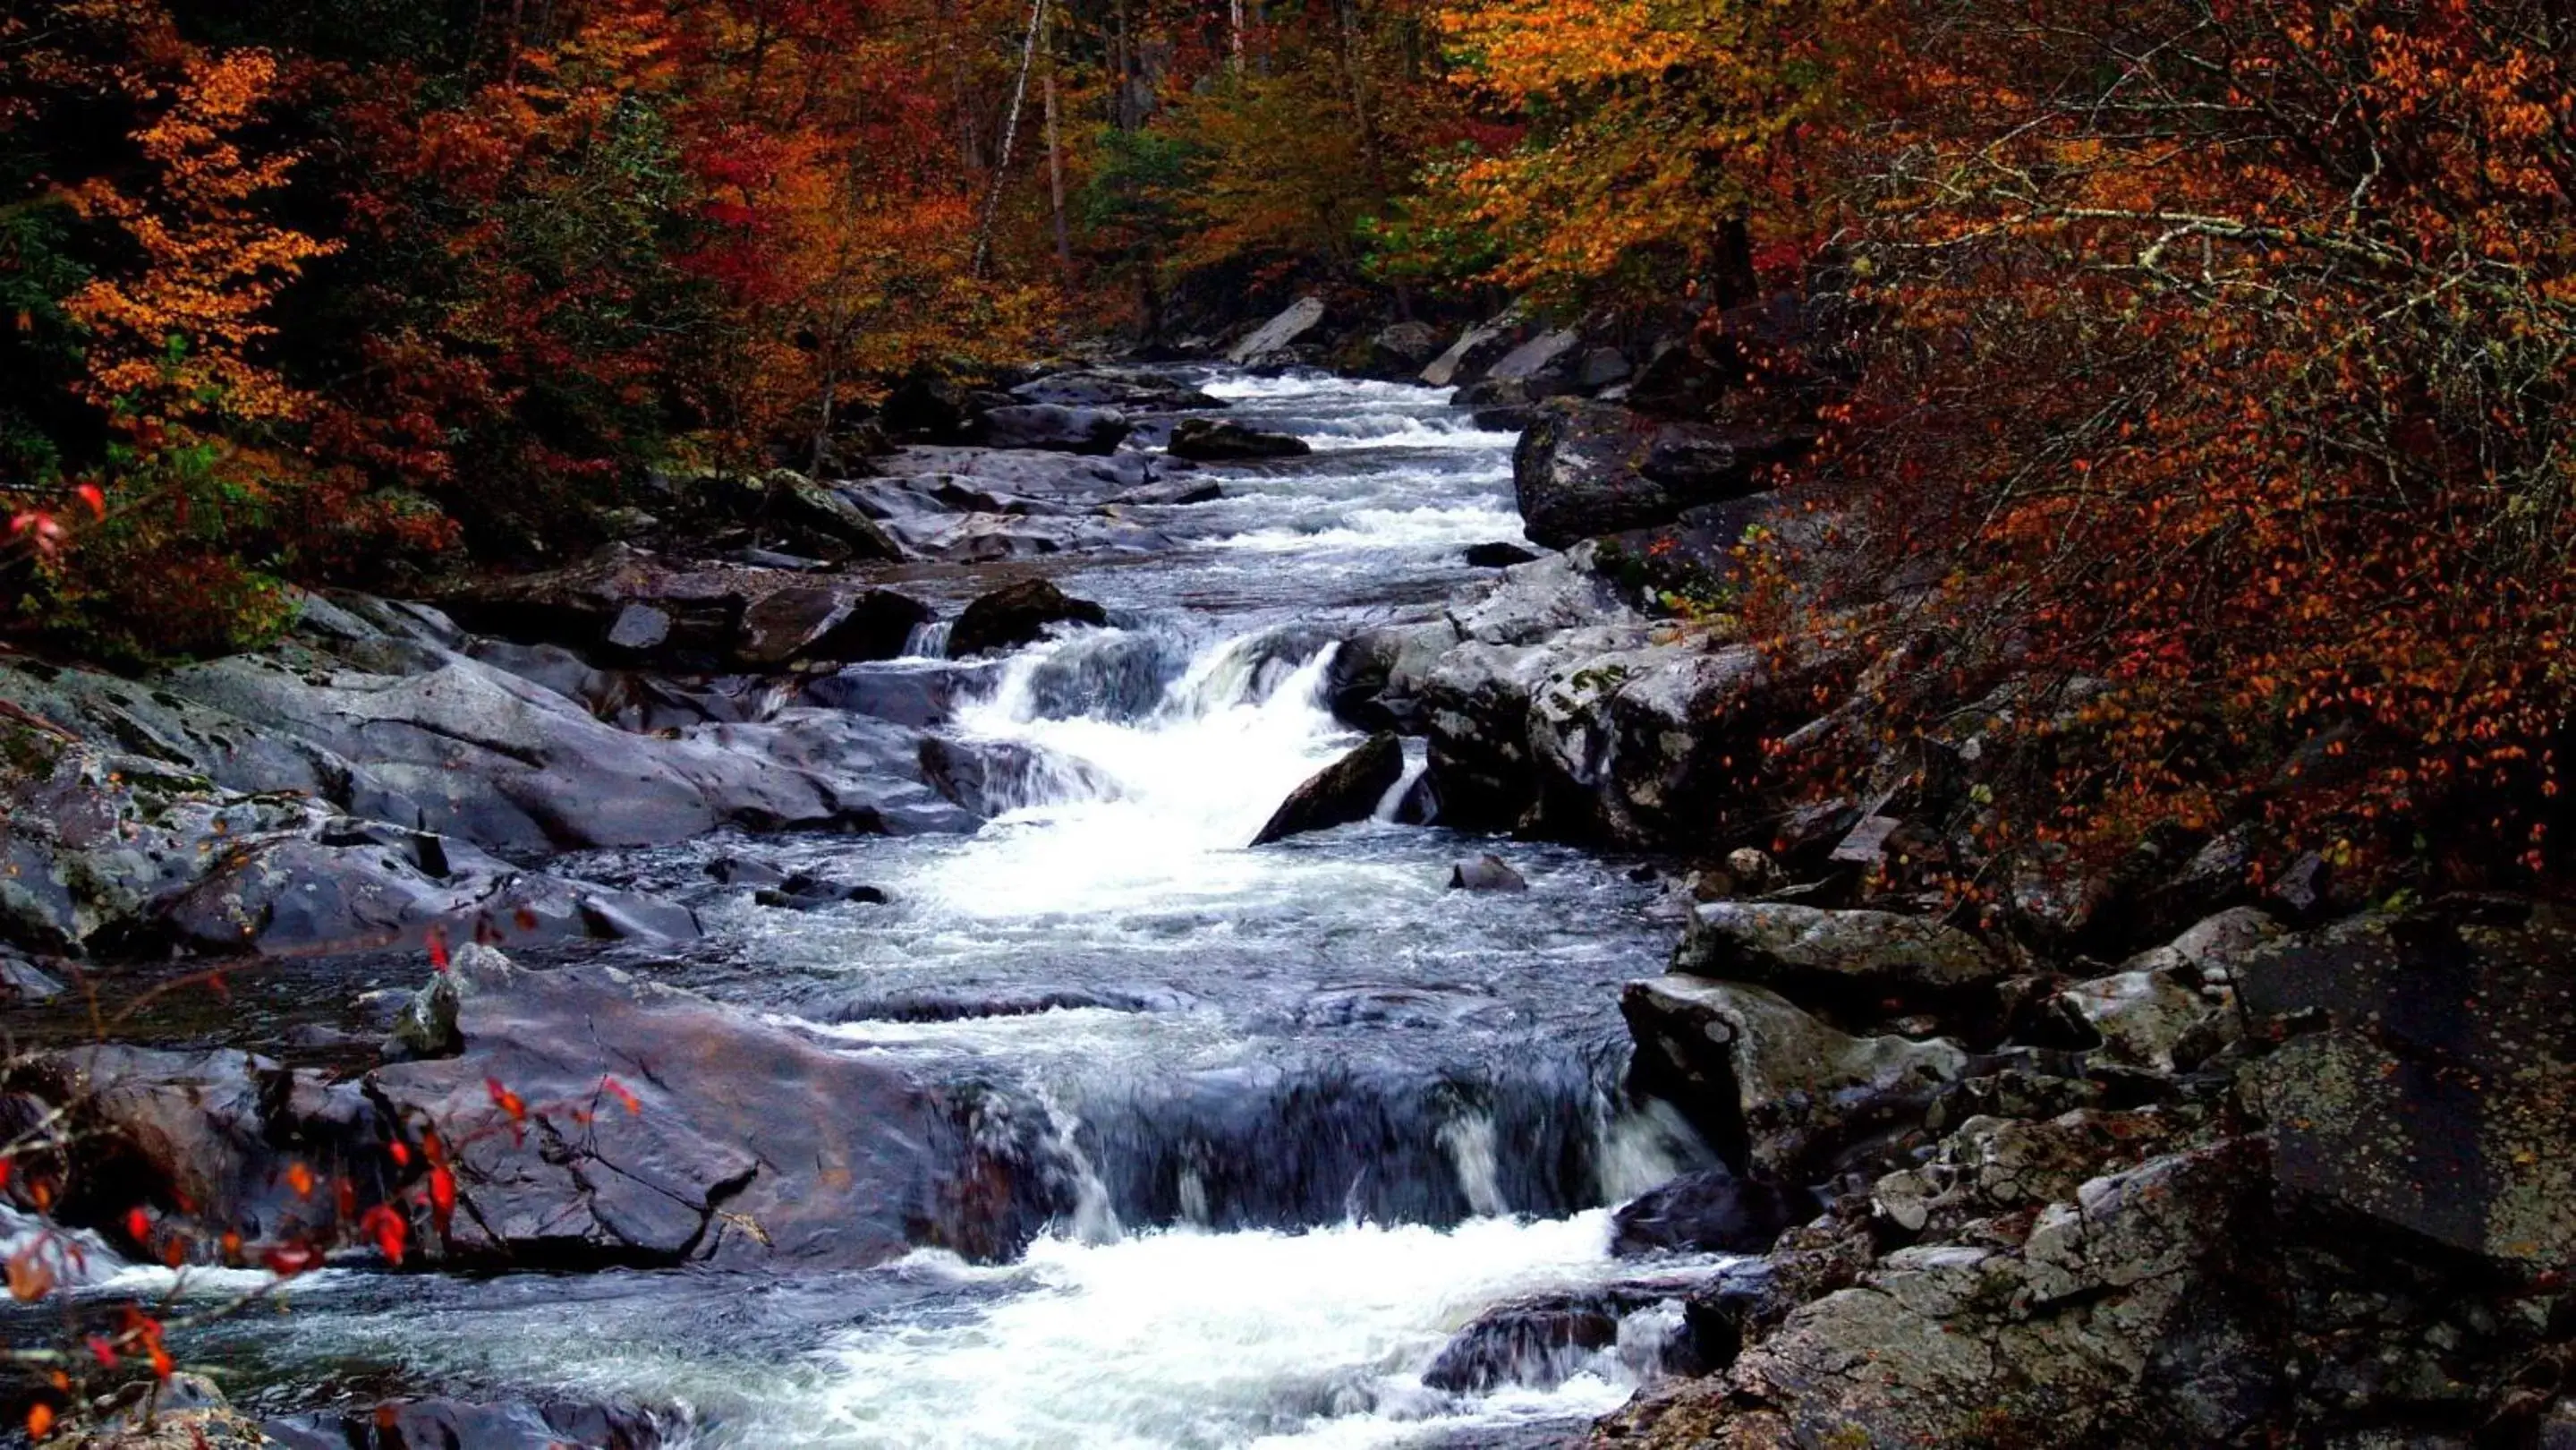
1250 732 1404 846
973 403 1132 455
441 545 913 670
1424 1302 1624 1395
1512 398 1808 548
146 828 698 959
1424 1278 1731 1393
1611 1164 1811 1256
368 951 1058 1270
879 510 1174 563
262 1397 670 1450
7 1045 403 1256
947 579 1111 658
1323 618 1463 731
1621 975 1968 1178
1104 477 1224 508
1167 417 1313 461
1463 542 1540 568
735 586 933 668
167 642 935 855
755 872 889 911
1228 295 1327 370
874 446 1152 500
1672 902 2008 1016
1449 854 1528 892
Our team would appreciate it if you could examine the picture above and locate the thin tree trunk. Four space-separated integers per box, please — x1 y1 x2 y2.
1044 68 1072 277
1228 0 1245 72
972 0 1049 277
1112 0 1134 129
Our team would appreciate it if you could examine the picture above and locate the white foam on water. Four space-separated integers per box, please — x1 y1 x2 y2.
1211 504 1526 556
912 633 1365 921
783 1214 1642 1450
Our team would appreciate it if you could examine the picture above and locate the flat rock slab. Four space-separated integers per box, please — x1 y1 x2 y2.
370 955 1057 1270
2239 903 2576 1267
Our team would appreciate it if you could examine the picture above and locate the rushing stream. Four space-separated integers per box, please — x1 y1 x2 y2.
68 372 1723 1447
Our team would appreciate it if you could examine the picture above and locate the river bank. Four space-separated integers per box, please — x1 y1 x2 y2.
0 327 2568 1449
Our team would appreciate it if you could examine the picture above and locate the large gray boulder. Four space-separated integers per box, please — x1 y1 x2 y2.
1512 399 1806 548
1250 732 1404 845
1421 312 1526 388
369 953 1058 1269
1228 296 1327 369
1456 328 1582 406
2238 901 2576 1267
1673 902 2008 1011
439 545 927 670
1520 637 1775 845
1009 370 1225 412
1622 974 1968 1178
1613 1145 2274 1447
1355 320 1444 380
973 403 1133 455
1168 417 1312 461
947 579 1110 658
150 823 694 958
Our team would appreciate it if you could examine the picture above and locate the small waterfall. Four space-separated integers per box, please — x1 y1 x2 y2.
903 618 955 658
939 621 1355 854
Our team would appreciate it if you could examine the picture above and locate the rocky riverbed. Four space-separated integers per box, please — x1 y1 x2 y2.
0 307 2570 1450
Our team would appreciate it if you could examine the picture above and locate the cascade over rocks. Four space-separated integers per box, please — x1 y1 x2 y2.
1250 732 1404 845
947 578 1111 658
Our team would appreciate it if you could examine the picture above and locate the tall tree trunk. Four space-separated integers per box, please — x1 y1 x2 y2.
972 0 1049 277
1044 68 1072 277
1112 0 1134 130
1332 0 1407 315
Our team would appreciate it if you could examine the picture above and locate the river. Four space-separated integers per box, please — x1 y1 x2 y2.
69 371 1722 1448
